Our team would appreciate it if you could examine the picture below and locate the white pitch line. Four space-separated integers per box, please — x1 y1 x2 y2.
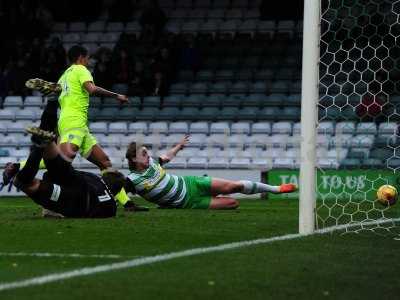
0 252 126 259
0 217 399 293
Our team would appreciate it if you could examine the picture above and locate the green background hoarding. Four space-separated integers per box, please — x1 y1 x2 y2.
263 169 399 201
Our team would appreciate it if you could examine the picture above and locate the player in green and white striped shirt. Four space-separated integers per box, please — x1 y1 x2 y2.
125 135 297 209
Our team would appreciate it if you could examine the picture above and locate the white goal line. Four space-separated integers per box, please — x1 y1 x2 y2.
0 217 399 293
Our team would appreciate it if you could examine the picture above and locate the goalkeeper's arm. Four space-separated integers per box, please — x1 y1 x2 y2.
159 135 190 165
83 81 129 104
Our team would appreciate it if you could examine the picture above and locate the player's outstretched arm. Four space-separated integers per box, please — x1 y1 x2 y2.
83 81 129 104
159 135 190 165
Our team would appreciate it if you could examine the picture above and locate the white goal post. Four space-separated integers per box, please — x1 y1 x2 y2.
299 0 320 234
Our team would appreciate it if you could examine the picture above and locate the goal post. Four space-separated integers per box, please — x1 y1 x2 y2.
299 0 320 235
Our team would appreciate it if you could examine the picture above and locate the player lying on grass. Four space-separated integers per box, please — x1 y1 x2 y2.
2 96 147 212
13 117 124 218
124 136 297 209
5 44 141 210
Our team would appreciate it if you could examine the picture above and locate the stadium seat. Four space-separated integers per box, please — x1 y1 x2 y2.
317 158 339 169
189 122 209 134
336 121 356 134
227 134 247 147
15 109 37 121
163 95 182 108
270 81 290 94
272 122 292 135
257 20 276 39
210 122 230 134
350 135 374 148
268 134 290 148
121 133 145 147
87 21 105 32
217 107 240 121
238 107 259 120
0 121 12 133
207 133 229 148
53 22 67 32
182 94 205 108
282 107 301 121
252 158 272 169
119 107 140 121
251 122 271 134
135 108 157 121
327 148 348 160
188 134 207 147
161 134 183 147
179 148 199 158
362 158 384 168
108 122 127 134
69 22 86 32
149 122 168 134
170 82 188 95
356 122 377 135
287 135 301 148
106 22 124 32
63 33 81 43
125 21 141 37
273 158 294 169
165 21 182 34
208 157 229 169
246 134 268 148
164 157 187 168
378 122 397 135
196 70 215 82
97 107 119 121
89 122 108 134
230 158 250 169
258 107 280 121
142 96 161 108
7 121 31 133
250 81 267 94
187 157 208 168
318 121 335 135
169 122 189 134
0 157 17 167
231 122 250 134
177 107 200 121
128 122 148 134
4 96 23 108
188 9 207 20
209 81 230 94
182 21 201 35
0 108 16 121
198 107 219 121
154 107 179 122
24 96 42 107
194 0 212 8
203 94 222 107
223 95 244 107
238 20 258 37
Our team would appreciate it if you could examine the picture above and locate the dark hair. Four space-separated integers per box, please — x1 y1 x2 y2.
102 171 125 196
126 142 139 170
68 45 88 63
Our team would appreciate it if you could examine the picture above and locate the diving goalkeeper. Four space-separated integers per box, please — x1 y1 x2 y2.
124 136 297 209
13 106 125 218
5 45 141 210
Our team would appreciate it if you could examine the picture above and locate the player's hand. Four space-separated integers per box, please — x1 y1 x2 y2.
117 94 129 104
178 135 190 150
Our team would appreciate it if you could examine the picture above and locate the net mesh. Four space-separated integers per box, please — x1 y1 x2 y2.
317 0 400 234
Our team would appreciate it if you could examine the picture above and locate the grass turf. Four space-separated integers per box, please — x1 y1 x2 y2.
0 197 399 300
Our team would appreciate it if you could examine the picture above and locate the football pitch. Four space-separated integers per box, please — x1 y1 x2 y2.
0 197 399 300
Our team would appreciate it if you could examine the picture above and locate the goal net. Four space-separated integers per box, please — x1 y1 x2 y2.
314 0 400 234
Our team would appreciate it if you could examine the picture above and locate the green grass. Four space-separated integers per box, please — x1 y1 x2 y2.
0 197 399 300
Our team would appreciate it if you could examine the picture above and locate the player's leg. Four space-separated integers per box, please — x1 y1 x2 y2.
2 98 59 185
210 178 297 195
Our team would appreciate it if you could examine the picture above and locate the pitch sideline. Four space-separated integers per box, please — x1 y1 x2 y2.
0 218 399 293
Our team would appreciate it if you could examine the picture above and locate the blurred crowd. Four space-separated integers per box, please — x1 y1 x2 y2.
0 0 203 98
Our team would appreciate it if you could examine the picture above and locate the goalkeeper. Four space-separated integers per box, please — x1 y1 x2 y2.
125 136 297 209
13 102 125 218
4 45 145 211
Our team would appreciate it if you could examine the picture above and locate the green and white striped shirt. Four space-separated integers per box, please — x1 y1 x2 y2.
127 157 187 207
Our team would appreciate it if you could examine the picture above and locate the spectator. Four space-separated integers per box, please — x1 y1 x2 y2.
180 36 202 73
129 60 151 97
150 47 176 96
139 0 167 41
111 48 133 84
94 48 113 89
